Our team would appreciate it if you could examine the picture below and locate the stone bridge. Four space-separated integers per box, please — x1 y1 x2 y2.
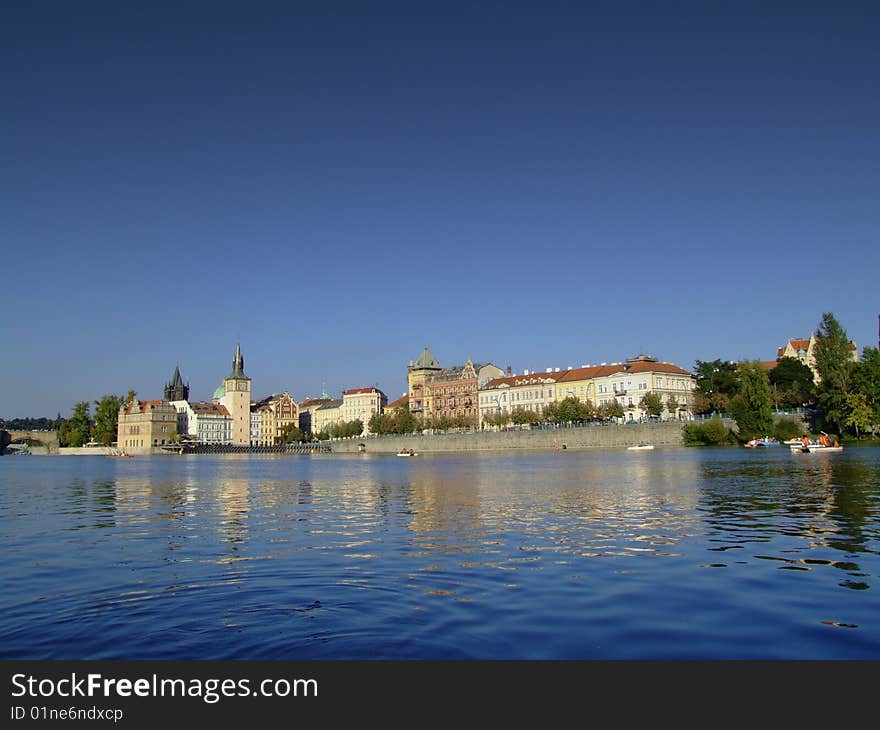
1 429 60 453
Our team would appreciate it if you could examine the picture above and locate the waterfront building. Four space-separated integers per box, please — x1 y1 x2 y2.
117 399 178 454
298 397 333 436
407 347 443 418
212 343 252 446
342 387 387 434
479 369 569 427
250 403 262 445
170 400 233 444
258 391 298 445
313 398 343 436
425 359 505 427
777 336 858 383
587 355 696 421
555 364 623 406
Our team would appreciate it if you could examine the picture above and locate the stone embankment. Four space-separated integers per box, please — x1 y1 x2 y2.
330 420 737 454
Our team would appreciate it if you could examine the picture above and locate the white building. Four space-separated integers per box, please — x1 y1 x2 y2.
171 400 233 444
341 387 388 434
478 370 568 427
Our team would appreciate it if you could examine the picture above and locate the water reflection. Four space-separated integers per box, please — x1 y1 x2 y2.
2 449 879 659
697 450 879 590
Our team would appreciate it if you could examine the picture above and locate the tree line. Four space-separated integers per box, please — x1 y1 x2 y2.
688 312 879 443
54 391 137 447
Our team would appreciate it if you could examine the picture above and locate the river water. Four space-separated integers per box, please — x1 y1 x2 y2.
1 447 878 659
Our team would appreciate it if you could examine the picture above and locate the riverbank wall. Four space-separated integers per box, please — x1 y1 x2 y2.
330 420 738 454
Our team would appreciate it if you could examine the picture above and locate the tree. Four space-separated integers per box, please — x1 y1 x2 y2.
393 407 419 434
814 312 856 432
666 395 679 417
729 362 774 440
280 422 305 443
845 393 873 439
60 402 91 447
851 347 880 435
768 357 816 409
93 394 124 445
640 392 664 417
694 360 740 405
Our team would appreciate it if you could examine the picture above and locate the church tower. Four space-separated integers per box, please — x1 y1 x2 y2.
163 365 190 402
221 343 251 445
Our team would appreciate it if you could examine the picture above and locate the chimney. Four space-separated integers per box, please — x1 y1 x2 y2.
506 365 512 376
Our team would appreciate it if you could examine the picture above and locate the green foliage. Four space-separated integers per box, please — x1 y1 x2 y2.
510 407 536 425
694 359 740 407
851 347 880 436
279 422 305 443
93 394 124 446
605 400 624 419
640 392 664 417
666 395 679 414
845 393 873 438
814 312 855 433
729 362 774 440
328 419 363 438
768 357 816 408
682 418 733 446
60 402 91 447
772 417 804 442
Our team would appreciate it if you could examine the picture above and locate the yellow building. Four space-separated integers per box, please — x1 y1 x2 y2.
117 399 178 454
777 335 858 383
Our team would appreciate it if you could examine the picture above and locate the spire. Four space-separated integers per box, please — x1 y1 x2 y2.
227 342 250 381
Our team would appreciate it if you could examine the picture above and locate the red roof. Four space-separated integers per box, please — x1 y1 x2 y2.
344 387 385 396
122 399 166 414
484 370 571 389
558 365 626 381
386 394 409 410
761 360 779 370
191 402 231 417
625 361 691 376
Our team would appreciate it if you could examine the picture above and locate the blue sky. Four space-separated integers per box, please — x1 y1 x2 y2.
3 1 879 417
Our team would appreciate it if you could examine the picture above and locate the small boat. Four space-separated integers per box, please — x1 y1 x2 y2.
745 437 779 448
627 443 654 451
790 444 844 454
397 448 417 457
105 449 132 459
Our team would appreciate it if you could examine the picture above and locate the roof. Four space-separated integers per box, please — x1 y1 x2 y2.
386 394 409 410
299 398 333 408
412 347 440 369
558 365 627 381
624 361 692 376
190 402 231 417
483 370 570 389
344 387 384 395
760 360 779 370
122 399 167 414
316 399 343 410
212 384 226 399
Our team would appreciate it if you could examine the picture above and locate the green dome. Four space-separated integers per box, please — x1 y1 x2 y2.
212 384 226 400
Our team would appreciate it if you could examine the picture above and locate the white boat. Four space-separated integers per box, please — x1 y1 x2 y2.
397 449 417 457
627 443 654 451
789 443 844 454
